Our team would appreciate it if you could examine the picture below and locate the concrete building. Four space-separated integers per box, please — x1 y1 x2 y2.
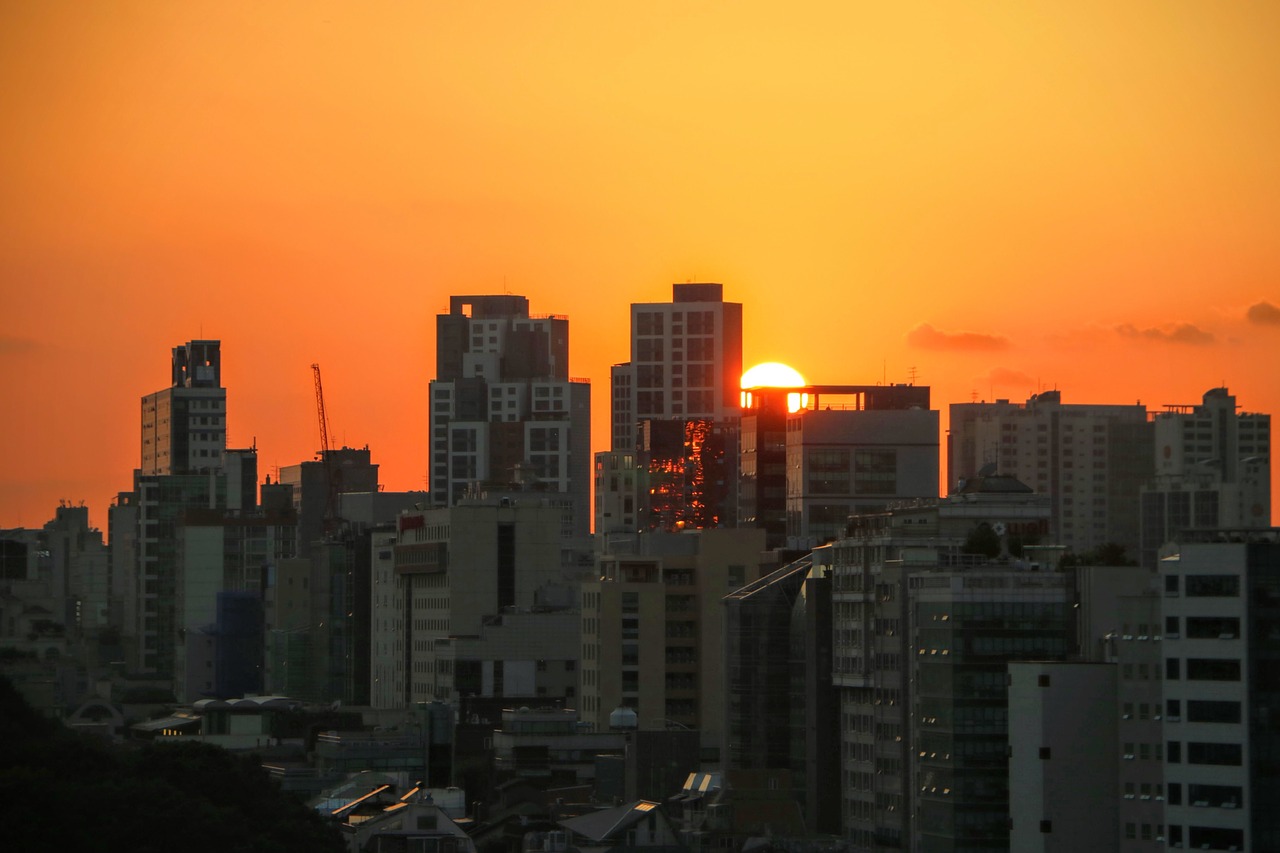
1140 388 1271 568
611 283 743 453
173 485 295 702
1160 530 1280 852
125 447 262 678
1008 661 1119 852
723 547 840 834
600 283 744 535
829 475 1067 849
374 496 582 709
140 339 226 476
739 382 938 550
594 450 640 542
579 527 771 760
949 390 1153 558
429 294 590 540
279 446 380 558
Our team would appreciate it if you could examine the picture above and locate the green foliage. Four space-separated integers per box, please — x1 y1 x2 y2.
962 523 1001 558
0 675 344 853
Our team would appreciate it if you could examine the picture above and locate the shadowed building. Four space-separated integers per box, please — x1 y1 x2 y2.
430 295 590 540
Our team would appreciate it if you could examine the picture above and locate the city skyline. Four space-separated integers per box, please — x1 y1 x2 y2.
3 2 1279 531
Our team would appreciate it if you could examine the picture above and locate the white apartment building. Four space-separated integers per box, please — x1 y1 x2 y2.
949 390 1152 557
1159 532 1280 852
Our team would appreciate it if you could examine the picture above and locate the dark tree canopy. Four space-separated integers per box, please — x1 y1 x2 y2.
0 675 344 853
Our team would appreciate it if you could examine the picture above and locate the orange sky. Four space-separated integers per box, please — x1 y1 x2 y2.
2 1 1278 534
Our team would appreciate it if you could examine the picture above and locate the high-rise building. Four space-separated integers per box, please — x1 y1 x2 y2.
611 283 743 452
140 339 226 475
429 295 590 539
374 496 580 709
600 284 744 536
1140 388 1271 567
740 383 938 551
580 528 771 759
1160 530 1280 852
949 390 1153 558
724 548 839 834
1007 661 1120 852
829 474 1066 849
279 445 380 557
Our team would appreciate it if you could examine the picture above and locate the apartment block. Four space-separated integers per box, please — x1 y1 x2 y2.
429 295 590 540
950 390 1152 557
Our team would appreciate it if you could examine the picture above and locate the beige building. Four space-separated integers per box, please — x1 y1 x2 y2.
579 528 771 759
374 495 583 708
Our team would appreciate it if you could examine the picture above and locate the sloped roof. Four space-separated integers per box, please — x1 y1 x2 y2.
559 801 660 841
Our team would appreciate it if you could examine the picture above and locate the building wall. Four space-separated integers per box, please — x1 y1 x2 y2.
1158 538 1280 852
950 391 1153 557
581 528 769 757
1008 661 1119 853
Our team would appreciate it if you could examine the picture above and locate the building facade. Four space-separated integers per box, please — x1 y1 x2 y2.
949 390 1153 557
580 528 770 758
140 339 227 476
1160 531 1280 852
1140 388 1271 568
429 295 590 539
740 383 937 551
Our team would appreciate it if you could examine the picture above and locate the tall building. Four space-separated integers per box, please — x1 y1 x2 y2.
1160 530 1280 852
580 528 771 760
429 295 590 539
279 445 380 557
829 474 1066 849
723 547 840 834
1007 661 1120 852
1140 387 1271 567
611 283 743 452
600 284 744 536
373 496 581 709
740 383 938 551
949 390 1153 557
140 339 226 475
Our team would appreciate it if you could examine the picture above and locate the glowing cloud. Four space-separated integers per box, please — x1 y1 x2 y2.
906 324 1009 352
1246 301 1280 325
1115 323 1215 345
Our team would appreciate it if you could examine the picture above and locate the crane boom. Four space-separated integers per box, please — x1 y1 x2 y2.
311 363 332 457
311 363 339 531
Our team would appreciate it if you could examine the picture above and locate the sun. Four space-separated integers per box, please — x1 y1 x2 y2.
740 362 806 389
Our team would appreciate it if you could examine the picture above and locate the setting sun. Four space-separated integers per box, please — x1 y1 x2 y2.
740 362 806 389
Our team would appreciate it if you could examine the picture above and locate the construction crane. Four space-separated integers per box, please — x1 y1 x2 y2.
311 363 341 532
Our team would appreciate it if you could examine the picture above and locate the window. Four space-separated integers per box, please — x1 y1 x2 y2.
1165 657 1180 680
1187 741 1242 766
1186 658 1241 681
1187 700 1242 724
1039 747 1051 759
1185 575 1240 597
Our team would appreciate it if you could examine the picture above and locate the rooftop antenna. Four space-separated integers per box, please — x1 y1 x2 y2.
907 365 919 385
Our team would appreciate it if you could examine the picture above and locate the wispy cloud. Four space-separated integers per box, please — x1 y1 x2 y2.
1246 301 1280 325
983 367 1034 388
0 335 39 356
906 323 1009 352
1115 322 1215 346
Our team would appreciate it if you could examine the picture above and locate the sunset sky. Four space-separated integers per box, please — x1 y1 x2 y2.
2 1 1278 534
